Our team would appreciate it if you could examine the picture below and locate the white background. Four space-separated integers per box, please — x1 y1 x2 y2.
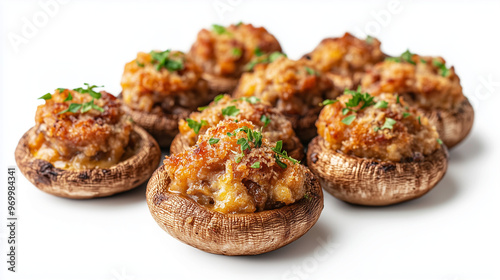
1 1 500 279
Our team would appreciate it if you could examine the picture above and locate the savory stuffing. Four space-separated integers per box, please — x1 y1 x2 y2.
121 50 210 115
316 91 440 162
305 33 385 77
29 87 132 170
233 56 335 118
361 52 465 110
188 23 282 78
178 94 302 154
164 120 306 214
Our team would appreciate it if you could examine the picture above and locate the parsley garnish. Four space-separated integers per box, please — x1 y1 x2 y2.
403 112 411 118
212 24 229 35
341 115 356 125
198 106 208 111
417 116 421 125
260 115 271 127
250 161 260 169
244 51 287 71
39 93 52 100
186 118 207 134
374 100 388 109
381 118 396 130
233 96 261 104
222 106 240 117
214 94 224 103
437 139 443 145
432 59 450 77
254 46 264 56
366 35 373 44
232 48 242 57
150 50 184 72
58 103 82 114
396 95 400 104
209 138 220 145
73 83 103 99
63 92 73 102
136 61 144 67
305 66 316 75
342 87 376 114
385 49 416 65
321 99 338 106
271 140 300 169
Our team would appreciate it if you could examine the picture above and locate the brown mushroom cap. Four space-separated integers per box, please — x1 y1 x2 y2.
307 136 448 206
422 97 474 149
146 165 324 255
170 132 305 161
15 125 161 199
202 73 239 95
121 104 180 148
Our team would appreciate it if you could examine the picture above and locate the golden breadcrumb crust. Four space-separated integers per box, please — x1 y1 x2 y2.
29 89 132 169
316 93 440 162
188 23 282 77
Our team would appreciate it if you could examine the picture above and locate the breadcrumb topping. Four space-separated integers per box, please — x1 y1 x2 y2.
317 92 440 162
29 89 132 169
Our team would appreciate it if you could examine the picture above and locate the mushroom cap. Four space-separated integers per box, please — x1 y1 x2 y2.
146 165 324 255
121 104 180 148
15 125 161 199
423 97 474 149
307 136 448 206
170 132 305 161
203 73 239 95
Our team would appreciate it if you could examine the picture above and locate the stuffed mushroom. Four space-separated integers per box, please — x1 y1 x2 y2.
361 50 474 148
188 23 283 94
147 119 323 255
307 90 448 206
15 85 161 199
171 94 303 160
120 49 212 147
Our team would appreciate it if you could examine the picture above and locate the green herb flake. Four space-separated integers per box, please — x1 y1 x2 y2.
260 115 271 127
341 115 356 125
374 100 388 109
186 118 207 134
437 139 443 145
214 94 224 103
234 96 261 104
433 59 450 77
269 52 286 62
403 112 411 118
417 116 421 125
73 83 103 99
254 46 263 56
63 92 73 102
209 138 220 145
39 93 52 100
366 35 374 44
396 95 400 104
198 106 208 112
322 99 338 106
305 66 316 75
232 47 242 57
401 49 416 65
222 105 240 117
136 61 145 67
212 24 228 35
150 50 184 72
250 161 260 169
58 103 82 115
380 117 396 130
